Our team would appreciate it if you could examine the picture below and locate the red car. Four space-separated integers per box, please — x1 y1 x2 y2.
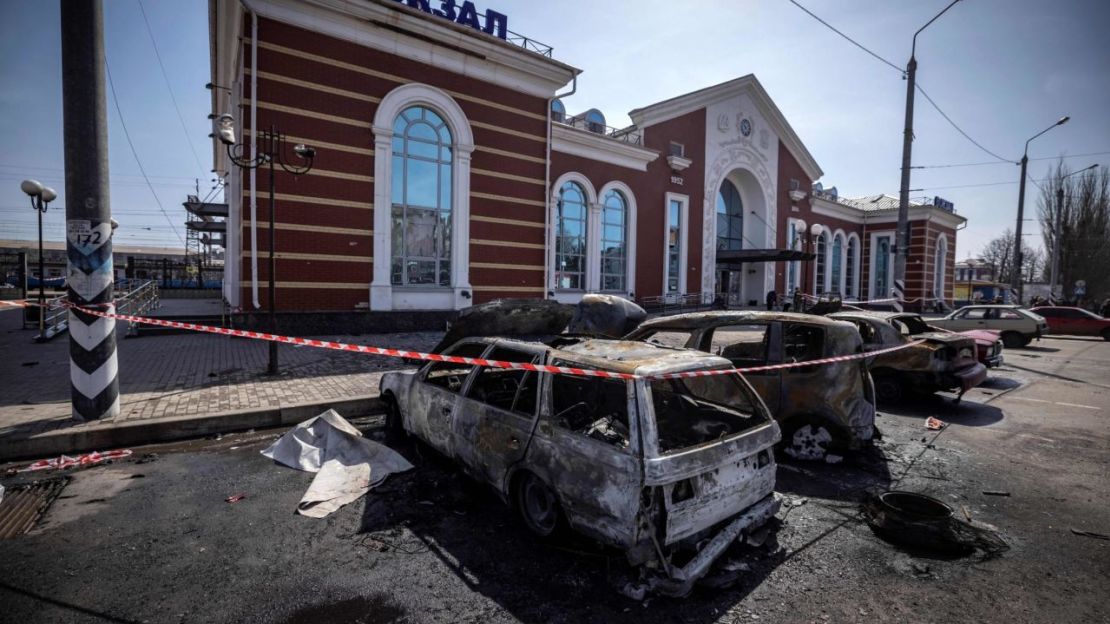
1030 307 1110 341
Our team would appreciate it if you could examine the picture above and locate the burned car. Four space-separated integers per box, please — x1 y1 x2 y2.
829 311 987 404
625 312 875 460
884 311 1004 369
379 336 781 596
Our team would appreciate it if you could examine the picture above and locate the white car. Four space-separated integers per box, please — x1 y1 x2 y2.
930 305 1048 348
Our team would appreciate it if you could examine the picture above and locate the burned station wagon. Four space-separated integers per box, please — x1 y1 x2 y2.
379 336 781 596
830 311 987 404
625 312 876 460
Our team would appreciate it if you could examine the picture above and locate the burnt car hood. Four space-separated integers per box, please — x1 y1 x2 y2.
957 329 1002 346
912 331 976 349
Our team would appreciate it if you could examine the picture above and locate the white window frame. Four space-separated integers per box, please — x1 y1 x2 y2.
371 83 474 311
869 230 896 300
663 192 689 298
845 232 861 299
830 229 847 295
548 172 597 304
812 224 832 294
785 218 806 296
597 181 638 298
933 233 948 300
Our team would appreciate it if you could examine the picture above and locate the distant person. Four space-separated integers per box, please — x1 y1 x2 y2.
765 289 778 311
1100 298 1110 318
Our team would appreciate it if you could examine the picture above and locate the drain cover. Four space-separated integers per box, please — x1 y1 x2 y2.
0 478 68 539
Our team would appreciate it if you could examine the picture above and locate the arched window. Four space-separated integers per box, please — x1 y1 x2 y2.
933 235 948 299
830 234 844 294
391 105 452 286
551 99 566 123
584 108 605 133
786 221 799 294
846 236 858 297
600 189 627 291
875 236 891 298
716 180 743 251
556 181 588 290
815 231 828 294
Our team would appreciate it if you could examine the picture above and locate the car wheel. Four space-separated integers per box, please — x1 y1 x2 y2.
514 471 564 538
1001 332 1025 349
1102 328 1110 342
382 393 406 442
872 372 905 404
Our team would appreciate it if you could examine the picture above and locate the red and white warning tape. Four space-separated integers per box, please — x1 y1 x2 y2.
1 299 922 380
19 449 133 472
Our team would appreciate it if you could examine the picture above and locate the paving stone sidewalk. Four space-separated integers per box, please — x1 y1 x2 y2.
0 308 440 457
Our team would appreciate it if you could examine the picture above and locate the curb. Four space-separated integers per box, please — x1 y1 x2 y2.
0 394 384 462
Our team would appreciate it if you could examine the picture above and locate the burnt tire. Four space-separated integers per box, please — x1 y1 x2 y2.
514 471 565 538
382 393 406 443
1102 328 1110 342
872 372 906 405
1000 331 1026 349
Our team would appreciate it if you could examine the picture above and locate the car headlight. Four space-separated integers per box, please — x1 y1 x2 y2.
958 347 973 359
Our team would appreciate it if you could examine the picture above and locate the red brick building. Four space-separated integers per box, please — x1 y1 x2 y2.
210 0 963 313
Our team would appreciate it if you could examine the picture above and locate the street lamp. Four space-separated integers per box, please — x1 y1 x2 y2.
1049 163 1098 302
895 0 963 297
217 114 315 375
1012 115 1069 302
20 179 57 340
800 222 823 310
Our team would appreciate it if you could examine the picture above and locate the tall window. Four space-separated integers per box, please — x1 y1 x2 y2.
846 236 857 297
667 199 682 293
716 180 744 251
555 181 588 290
814 231 827 294
600 190 628 291
391 106 452 286
830 234 844 294
875 236 891 298
933 236 948 298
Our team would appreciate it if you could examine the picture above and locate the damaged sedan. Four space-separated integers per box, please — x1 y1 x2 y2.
829 311 987 404
379 336 781 596
625 311 876 460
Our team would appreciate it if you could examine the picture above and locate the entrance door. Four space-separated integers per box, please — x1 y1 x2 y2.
716 269 742 307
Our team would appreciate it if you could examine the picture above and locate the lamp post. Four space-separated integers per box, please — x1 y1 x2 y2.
895 0 962 296
217 115 315 375
1050 163 1098 302
1012 116 1069 303
800 222 822 311
20 179 58 340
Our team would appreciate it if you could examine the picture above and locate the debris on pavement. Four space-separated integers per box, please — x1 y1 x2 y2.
262 409 413 518
862 490 1008 559
225 494 247 504
18 449 133 472
982 490 1011 497
925 417 947 431
1069 528 1110 541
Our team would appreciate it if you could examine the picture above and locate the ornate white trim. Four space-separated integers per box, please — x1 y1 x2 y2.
663 192 689 297
551 124 659 171
371 83 474 310
548 172 597 297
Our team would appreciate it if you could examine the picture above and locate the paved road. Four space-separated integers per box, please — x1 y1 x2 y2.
0 336 1107 623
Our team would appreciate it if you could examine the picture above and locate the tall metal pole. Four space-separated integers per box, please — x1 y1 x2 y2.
1011 154 1029 303
37 204 45 336
61 0 119 420
267 129 278 376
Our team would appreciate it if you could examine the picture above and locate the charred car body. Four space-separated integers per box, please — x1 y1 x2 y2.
379 335 781 596
829 311 987 404
624 312 876 460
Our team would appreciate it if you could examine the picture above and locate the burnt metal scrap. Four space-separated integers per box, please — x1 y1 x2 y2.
863 490 1008 560
381 332 784 597
431 298 574 353
565 294 647 338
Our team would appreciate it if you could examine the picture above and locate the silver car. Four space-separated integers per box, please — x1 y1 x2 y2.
380 336 781 596
931 305 1048 348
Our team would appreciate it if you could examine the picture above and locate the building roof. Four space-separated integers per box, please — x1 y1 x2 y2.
836 194 926 212
0 239 186 257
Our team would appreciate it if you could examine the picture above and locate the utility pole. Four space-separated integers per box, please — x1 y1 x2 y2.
894 0 961 313
1012 116 1070 304
61 0 119 421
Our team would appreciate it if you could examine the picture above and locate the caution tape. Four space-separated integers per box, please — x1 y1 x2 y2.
1 298 922 380
19 449 133 472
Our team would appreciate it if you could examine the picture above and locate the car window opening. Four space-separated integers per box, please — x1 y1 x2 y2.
425 342 488 392
551 373 632 450
650 375 764 453
468 347 540 417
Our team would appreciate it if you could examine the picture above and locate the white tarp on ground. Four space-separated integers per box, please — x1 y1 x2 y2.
262 410 413 518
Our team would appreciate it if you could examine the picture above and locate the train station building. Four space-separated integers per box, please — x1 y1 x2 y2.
209 0 964 314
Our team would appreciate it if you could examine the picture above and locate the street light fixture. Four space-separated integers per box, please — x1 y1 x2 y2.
21 179 58 340
895 0 963 302
1012 115 1070 303
218 114 316 375
1049 163 1098 302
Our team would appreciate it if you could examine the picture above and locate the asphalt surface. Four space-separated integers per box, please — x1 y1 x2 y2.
0 335 1107 623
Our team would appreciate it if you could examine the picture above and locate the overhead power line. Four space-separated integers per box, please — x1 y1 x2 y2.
105 59 186 246
136 0 207 178
787 0 904 74
913 152 1110 170
914 83 1013 163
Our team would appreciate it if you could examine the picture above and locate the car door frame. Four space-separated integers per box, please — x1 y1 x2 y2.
696 320 784 414
411 340 490 458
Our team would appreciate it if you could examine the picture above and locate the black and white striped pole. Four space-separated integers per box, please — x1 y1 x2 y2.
892 279 905 313
61 0 119 421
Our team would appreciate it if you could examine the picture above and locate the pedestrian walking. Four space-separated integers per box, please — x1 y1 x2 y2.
1099 297 1110 318
766 289 778 311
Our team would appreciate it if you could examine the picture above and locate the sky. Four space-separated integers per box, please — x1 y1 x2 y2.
1 0 1108 263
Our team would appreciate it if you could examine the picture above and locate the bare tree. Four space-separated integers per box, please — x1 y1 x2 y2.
978 228 1038 285
1038 162 1110 303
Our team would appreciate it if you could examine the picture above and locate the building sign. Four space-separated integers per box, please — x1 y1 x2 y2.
670 175 684 186
394 0 508 40
933 196 955 212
